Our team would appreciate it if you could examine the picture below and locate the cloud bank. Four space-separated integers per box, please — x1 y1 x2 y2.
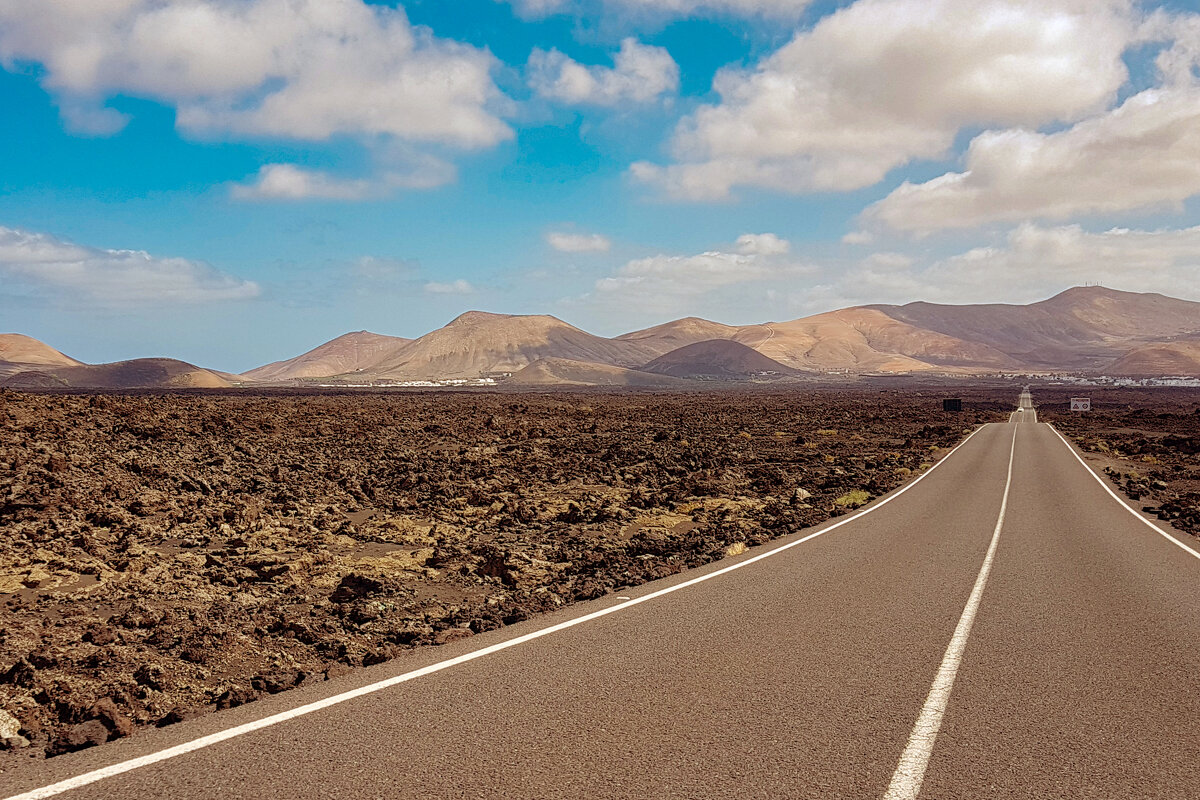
0 226 260 306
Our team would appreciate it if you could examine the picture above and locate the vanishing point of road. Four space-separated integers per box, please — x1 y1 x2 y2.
4 393 1199 799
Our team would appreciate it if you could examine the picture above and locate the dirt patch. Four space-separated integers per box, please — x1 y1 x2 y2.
0 387 1006 762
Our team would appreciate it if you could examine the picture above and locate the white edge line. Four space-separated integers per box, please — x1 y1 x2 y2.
1047 424 1200 562
5 424 996 800
883 420 1019 800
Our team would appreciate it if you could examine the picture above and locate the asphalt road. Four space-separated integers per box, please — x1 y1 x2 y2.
3 401 1198 799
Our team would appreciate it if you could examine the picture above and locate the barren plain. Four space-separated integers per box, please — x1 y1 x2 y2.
0 387 1019 763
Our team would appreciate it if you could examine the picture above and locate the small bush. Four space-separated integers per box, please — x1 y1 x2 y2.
834 490 870 508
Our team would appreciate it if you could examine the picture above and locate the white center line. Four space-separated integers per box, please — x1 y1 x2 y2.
883 421 1019 800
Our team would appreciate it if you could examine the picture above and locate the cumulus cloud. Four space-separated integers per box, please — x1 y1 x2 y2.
424 279 476 295
592 233 811 312
830 224 1200 306
529 39 678 106
546 231 612 253
0 0 511 147
734 233 789 255
509 0 812 20
864 10 1200 232
232 157 456 201
633 0 1135 200
232 165 374 202
0 226 260 306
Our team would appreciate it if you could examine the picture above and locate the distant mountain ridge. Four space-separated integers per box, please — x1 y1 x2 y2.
5 287 1199 389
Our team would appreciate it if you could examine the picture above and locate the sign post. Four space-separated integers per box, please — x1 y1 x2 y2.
1070 397 1091 412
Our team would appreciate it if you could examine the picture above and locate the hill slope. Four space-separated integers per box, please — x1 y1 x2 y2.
1107 340 1200 376
615 317 744 358
362 311 657 380
0 333 83 377
2 359 236 391
1 358 235 389
642 340 800 379
730 308 1017 373
507 358 689 387
869 287 1200 369
246 331 411 382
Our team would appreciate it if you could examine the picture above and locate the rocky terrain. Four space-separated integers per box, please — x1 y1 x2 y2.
0 388 1004 764
1040 388 1200 538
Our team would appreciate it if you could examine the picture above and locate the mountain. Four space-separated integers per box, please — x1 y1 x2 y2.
360 311 657 380
729 308 1017 373
1 358 235 389
615 317 744 359
245 331 411 382
507 358 689 387
0 333 82 378
1107 340 1200 377
869 287 1200 369
641 340 801 379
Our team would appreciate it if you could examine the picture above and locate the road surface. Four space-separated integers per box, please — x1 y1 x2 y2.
3 397 1198 799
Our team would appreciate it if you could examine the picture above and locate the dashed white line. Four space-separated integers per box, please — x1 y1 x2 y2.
883 421 1019 800
1047 424 1200 562
4 424 997 800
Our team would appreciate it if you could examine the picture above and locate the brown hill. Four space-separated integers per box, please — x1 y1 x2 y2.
730 308 1016 373
506 358 689 387
1107 340 1200 377
362 311 657 381
246 331 411 382
0 333 83 378
2 359 234 389
615 317 743 358
642 339 800 379
869 287 1200 369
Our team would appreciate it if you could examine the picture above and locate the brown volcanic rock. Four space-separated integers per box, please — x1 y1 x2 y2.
246 331 411 382
363 311 657 380
642 340 800 379
615 317 743 358
507 358 688 387
0 389 1005 758
1107 340 1200 376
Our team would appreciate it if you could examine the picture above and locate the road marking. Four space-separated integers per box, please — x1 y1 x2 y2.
5 424 996 800
1047 425 1200 562
883 421 1018 800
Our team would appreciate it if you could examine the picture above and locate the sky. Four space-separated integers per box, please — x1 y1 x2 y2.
1 0 1200 372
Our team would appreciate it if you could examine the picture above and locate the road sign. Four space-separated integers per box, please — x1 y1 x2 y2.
1070 397 1091 412
943 398 962 412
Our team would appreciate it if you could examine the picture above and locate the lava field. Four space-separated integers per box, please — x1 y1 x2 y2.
1 388 1009 760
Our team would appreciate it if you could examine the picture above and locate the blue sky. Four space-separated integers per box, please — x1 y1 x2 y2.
1 0 1199 372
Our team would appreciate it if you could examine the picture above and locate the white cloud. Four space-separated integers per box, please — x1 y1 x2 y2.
0 226 260 306
828 224 1200 307
592 233 810 312
546 231 612 253
529 38 678 106
0 0 511 147
633 0 1135 200
866 12 1200 232
232 157 455 201
233 165 374 201
509 0 812 20
424 279 476 295
734 232 789 255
